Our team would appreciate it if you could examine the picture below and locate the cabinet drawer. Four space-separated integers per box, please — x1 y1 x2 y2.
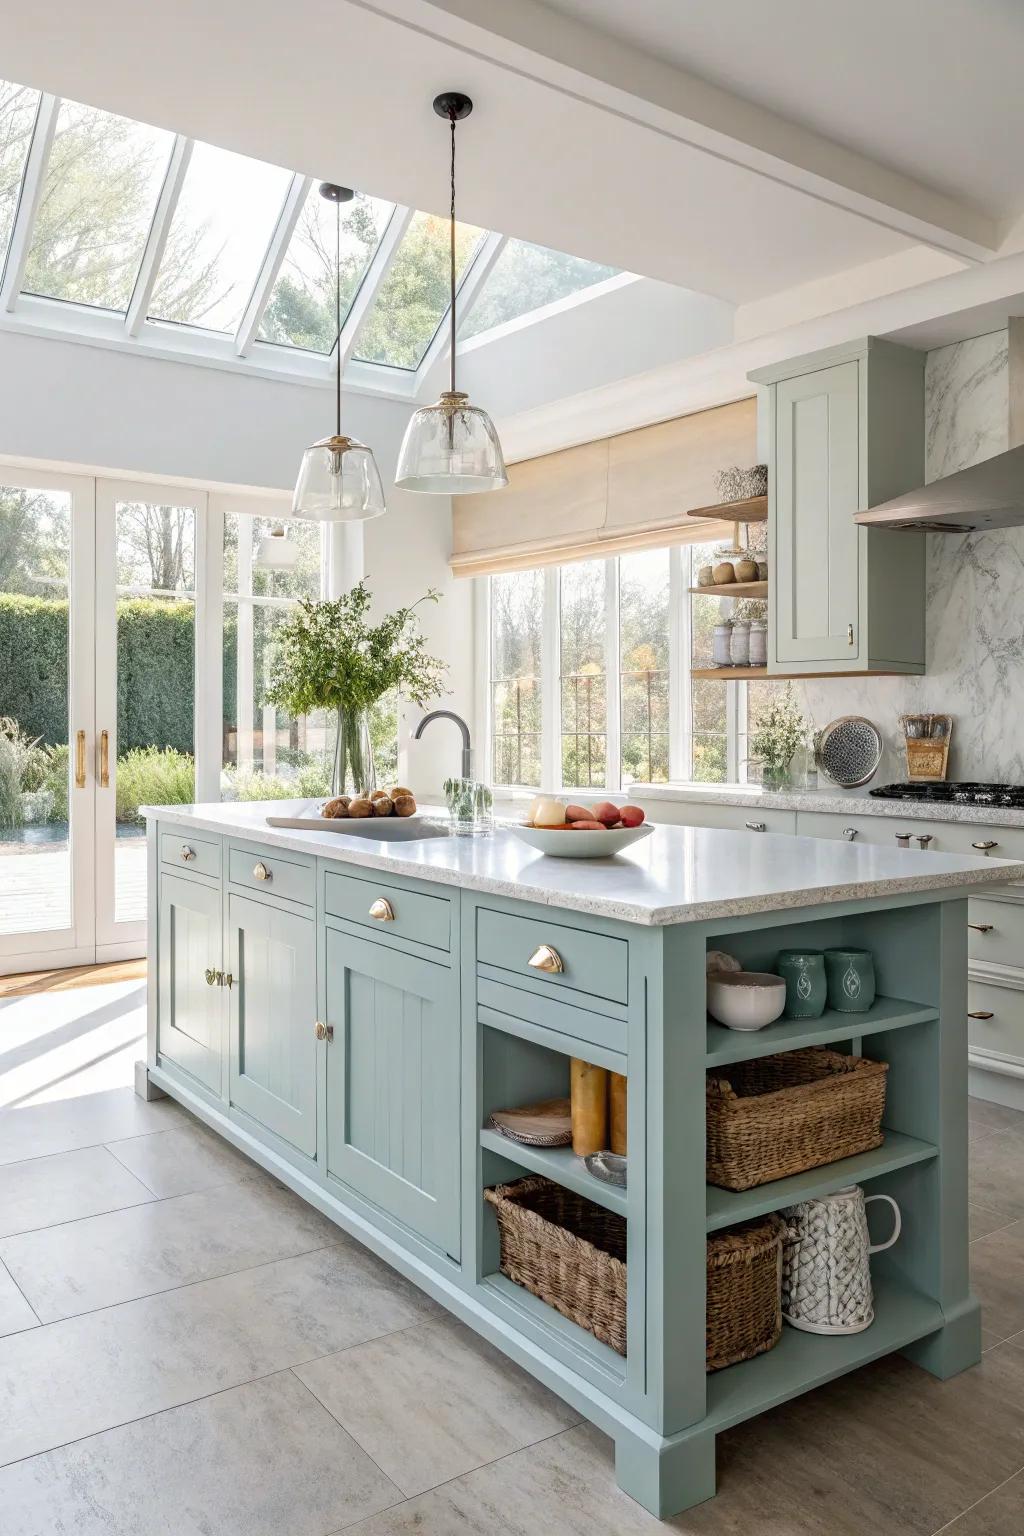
477 907 628 1007
636 799 797 835
968 896 1024 966
161 830 221 880
228 844 314 906
324 869 451 951
797 810 1024 869
968 975 1024 1063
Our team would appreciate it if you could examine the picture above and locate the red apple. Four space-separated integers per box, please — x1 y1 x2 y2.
592 801 622 827
569 818 606 830
564 804 592 823
619 805 646 827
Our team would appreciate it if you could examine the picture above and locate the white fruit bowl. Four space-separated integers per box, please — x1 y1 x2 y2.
509 823 654 859
707 971 787 1031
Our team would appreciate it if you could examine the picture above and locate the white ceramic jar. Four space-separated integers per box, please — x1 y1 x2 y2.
749 619 767 666
712 622 733 668
730 620 750 666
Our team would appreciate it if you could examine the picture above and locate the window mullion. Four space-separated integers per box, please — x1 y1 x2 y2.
1 92 60 312
235 172 311 357
605 557 620 793
726 676 742 782
669 544 688 782
126 136 193 337
541 565 560 792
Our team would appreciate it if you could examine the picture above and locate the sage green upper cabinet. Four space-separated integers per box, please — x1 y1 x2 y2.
749 338 926 675
324 929 460 1258
227 892 318 1158
157 872 223 1095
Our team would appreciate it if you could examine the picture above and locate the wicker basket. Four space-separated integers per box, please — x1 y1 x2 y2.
707 1047 888 1193
483 1176 783 1371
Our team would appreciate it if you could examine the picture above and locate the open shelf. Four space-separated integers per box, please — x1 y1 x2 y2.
705 1272 942 1433
687 494 768 523
480 1126 627 1216
706 995 938 1065
692 666 771 680
689 579 768 599
705 1130 936 1231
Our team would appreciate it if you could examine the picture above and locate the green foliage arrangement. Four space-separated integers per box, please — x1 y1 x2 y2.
115 746 195 825
749 684 808 787
266 580 447 719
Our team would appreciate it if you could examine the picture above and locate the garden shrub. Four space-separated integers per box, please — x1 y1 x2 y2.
115 746 194 825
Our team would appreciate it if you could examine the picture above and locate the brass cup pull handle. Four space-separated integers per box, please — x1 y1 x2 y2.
253 861 271 881
968 923 994 934
369 897 395 922
528 943 564 974
972 840 999 853
745 821 766 832
968 1010 995 1020
843 827 858 841
99 729 110 789
75 729 86 789
181 845 196 862
204 967 219 986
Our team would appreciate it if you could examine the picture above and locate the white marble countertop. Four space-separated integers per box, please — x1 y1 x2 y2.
145 800 1024 927
628 782 1024 829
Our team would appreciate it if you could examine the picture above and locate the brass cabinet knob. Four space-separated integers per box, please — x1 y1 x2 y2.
745 821 766 832
968 1010 994 1020
972 840 999 853
253 861 270 881
843 827 858 840
314 1021 334 1042
181 845 196 862
915 834 934 849
204 967 219 986
968 922 994 934
528 943 564 974
369 897 395 922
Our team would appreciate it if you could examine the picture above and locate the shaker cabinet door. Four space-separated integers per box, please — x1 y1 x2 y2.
227 893 318 1158
158 873 224 1094
325 929 460 1258
774 359 861 664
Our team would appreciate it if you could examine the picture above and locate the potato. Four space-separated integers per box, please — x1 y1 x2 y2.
322 797 350 819
568 819 607 830
348 798 374 818
619 805 646 827
372 794 394 816
393 793 417 817
390 786 413 799
592 801 622 827
564 804 592 822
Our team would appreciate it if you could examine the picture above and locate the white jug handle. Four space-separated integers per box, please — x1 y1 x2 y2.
865 1193 902 1254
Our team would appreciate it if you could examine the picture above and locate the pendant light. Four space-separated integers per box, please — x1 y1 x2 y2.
255 524 298 570
395 93 508 494
292 183 386 521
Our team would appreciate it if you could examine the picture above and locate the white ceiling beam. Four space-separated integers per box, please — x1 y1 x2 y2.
338 204 415 369
1 93 60 313
235 172 312 356
126 135 193 336
415 230 506 400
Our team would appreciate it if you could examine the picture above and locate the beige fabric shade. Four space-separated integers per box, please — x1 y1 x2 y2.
450 397 757 578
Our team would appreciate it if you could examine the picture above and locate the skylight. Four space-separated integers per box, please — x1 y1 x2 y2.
461 239 619 339
353 211 485 370
0 81 39 270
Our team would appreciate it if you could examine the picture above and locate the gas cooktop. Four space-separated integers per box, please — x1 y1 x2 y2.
870 782 1024 808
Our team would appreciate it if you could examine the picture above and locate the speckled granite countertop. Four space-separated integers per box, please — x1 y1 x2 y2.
145 800 1024 927
629 782 1024 829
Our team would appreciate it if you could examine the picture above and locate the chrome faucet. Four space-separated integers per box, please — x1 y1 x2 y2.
414 710 472 779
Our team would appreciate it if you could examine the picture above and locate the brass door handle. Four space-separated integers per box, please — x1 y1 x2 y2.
314 1021 334 1042
75 729 86 788
253 861 270 881
181 845 196 862
99 730 110 789
369 897 395 922
968 1010 994 1020
528 943 564 974
745 821 766 832
847 623 855 646
968 923 994 934
205 967 219 986
972 840 999 853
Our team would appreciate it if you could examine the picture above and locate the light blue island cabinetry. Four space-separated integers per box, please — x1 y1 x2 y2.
142 805 1024 1518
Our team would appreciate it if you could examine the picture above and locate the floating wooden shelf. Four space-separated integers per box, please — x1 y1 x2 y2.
692 665 911 681
691 666 772 680
479 1126 627 1217
687 494 768 523
688 580 768 599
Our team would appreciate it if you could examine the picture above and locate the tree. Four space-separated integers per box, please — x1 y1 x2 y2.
260 194 384 352
116 503 193 591
465 242 617 338
356 213 481 368
0 487 70 595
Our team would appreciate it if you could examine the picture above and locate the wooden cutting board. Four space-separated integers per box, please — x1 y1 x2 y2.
489 1097 572 1147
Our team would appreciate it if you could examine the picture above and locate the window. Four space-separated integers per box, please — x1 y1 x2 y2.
462 239 619 339
258 186 394 353
354 211 485 369
0 81 40 268
484 546 774 792
23 101 174 312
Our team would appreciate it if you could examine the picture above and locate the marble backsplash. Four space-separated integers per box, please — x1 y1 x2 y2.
793 328 1023 785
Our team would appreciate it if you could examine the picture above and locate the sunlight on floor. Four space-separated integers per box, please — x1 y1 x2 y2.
0 979 146 1107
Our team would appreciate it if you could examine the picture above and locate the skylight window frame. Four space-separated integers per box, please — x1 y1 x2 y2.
1 91 59 312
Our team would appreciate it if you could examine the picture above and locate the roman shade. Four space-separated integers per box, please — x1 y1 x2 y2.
450 396 757 577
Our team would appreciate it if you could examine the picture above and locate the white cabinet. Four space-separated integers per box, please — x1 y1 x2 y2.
750 338 926 676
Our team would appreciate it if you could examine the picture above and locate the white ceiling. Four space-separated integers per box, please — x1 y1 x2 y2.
538 0 1024 222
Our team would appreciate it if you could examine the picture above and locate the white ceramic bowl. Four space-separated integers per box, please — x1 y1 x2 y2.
707 971 786 1031
510 823 654 859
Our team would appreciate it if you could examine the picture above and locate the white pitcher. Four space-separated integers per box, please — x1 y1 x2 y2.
780 1185 901 1335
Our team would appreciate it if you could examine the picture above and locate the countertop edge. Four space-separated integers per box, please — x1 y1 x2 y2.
627 782 1024 829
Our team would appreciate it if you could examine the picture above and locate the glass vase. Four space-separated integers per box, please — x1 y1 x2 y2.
331 706 376 798
761 760 792 791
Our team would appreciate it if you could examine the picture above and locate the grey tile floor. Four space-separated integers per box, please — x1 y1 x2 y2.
1 977 1023 1532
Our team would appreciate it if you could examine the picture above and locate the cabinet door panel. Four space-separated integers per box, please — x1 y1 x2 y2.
228 894 317 1157
158 873 223 1094
775 360 861 663
326 929 459 1257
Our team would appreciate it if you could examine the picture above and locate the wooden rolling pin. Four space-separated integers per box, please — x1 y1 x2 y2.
609 1072 627 1155
570 1058 608 1156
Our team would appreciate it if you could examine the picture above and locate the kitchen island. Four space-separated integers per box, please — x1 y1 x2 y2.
141 801 1024 1518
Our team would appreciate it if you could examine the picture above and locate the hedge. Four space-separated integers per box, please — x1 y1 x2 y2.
0 594 237 751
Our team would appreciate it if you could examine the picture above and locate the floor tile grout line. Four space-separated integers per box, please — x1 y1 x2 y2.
0 1252 41 1329
284 1369 409 1505
929 1462 1024 1535
0 1111 189 1172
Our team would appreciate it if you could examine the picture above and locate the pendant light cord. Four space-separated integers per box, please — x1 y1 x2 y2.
335 196 342 437
448 107 457 396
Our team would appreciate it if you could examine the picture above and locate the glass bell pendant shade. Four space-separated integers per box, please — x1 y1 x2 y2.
292 434 386 521
395 391 508 494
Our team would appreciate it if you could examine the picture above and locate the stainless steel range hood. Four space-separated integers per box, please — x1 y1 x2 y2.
855 317 1024 533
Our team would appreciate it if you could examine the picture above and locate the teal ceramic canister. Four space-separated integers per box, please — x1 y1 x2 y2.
776 949 827 1019
825 948 876 1013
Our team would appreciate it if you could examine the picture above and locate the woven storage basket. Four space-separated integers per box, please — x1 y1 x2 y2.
707 1047 888 1192
484 1176 783 1371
